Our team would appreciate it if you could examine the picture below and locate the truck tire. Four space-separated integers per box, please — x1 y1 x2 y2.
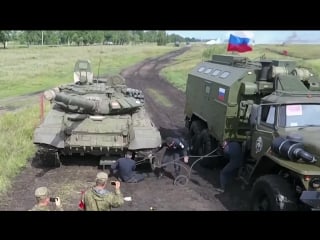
250 175 297 211
197 129 212 156
189 120 204 154
197 129 226 168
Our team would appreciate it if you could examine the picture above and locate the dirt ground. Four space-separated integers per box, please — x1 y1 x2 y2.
0 47 250 211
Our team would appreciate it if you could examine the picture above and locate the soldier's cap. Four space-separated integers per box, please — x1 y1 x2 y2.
96 172 108 181
166 137 174 145
35 187 49 199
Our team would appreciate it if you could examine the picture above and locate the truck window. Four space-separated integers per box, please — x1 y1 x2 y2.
220 71 230 79
212 70 221 76
198 67 205 73
279 104 320 127
205 85 211 95
261 105 275 125
204 68 212 74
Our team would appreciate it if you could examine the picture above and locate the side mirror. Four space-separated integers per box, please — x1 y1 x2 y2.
249 104 259 126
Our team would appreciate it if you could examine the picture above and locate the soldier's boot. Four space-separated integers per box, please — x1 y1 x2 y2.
157 168 165 179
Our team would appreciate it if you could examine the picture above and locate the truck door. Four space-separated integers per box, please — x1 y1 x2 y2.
251 105 276 160
199 81 212 118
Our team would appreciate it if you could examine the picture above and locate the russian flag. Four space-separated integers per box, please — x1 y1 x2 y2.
227 31 253 53
218 87 225 101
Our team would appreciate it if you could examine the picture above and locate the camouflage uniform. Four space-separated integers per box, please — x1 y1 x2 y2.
29 204 64 211
29 187 63 211
83 172 124 211
29 205 51 211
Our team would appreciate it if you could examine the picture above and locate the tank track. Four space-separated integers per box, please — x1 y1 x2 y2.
35 145 61 168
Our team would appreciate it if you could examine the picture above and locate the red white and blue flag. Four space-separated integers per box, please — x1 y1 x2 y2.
227 31 254 53
218 87 225 101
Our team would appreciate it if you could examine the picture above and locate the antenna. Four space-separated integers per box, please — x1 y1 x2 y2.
97 57 102 81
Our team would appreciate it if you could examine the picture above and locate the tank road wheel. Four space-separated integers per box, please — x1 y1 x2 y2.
250 175 297 211
189 120 204 154
36 146 61 168
51 152 61 168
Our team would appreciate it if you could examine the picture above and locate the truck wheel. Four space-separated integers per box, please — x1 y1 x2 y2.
196 129 222 168
189 120 204 154
250 175 297 211
189 120 203 137
197 129 212 156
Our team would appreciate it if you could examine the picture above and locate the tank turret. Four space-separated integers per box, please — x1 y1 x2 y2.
43 87 143 115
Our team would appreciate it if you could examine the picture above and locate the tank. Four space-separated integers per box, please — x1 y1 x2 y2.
33 60 161 167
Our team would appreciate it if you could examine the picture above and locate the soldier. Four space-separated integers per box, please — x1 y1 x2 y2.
29 186 63 211
216 141 244 193
155 137 189 179
82 172 124 211
111 151 145 183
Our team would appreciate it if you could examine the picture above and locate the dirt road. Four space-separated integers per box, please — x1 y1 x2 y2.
0 47 250 211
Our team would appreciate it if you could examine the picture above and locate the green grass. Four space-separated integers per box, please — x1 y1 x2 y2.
160 45 207 92
0 44 176 99
0 104 47 193
145 88 173 107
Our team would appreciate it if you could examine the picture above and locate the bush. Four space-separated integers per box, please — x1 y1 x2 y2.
202 45 226 60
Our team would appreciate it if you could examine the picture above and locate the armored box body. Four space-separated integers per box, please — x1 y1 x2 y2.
185 55 260 142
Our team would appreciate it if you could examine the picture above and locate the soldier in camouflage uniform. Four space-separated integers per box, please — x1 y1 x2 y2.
29 186 63 211
83 172 124 211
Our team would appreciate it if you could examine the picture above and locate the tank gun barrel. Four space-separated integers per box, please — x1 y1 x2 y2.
55 92 97 111
44 89 101 113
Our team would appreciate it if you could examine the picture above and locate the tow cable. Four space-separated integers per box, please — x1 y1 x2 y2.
136 147 222 186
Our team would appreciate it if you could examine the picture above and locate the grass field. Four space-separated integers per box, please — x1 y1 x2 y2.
0 104 50 193
0 44 177 99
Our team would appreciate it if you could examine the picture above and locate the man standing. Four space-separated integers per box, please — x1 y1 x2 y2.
83 172 124 211
29 187 63 211
111 151 144 183
156 137 189 178
216 141 244 193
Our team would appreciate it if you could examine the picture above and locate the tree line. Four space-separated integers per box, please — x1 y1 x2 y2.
0 31 200 48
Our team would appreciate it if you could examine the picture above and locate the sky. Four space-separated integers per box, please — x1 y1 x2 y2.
166 31 320 44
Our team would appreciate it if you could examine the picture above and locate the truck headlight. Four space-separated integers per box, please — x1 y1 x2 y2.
310 178 320 189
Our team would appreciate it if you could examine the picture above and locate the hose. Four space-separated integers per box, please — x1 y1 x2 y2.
155 147 222 186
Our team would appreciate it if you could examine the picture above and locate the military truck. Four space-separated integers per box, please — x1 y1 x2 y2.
33 60 161 168
184 54 320 210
